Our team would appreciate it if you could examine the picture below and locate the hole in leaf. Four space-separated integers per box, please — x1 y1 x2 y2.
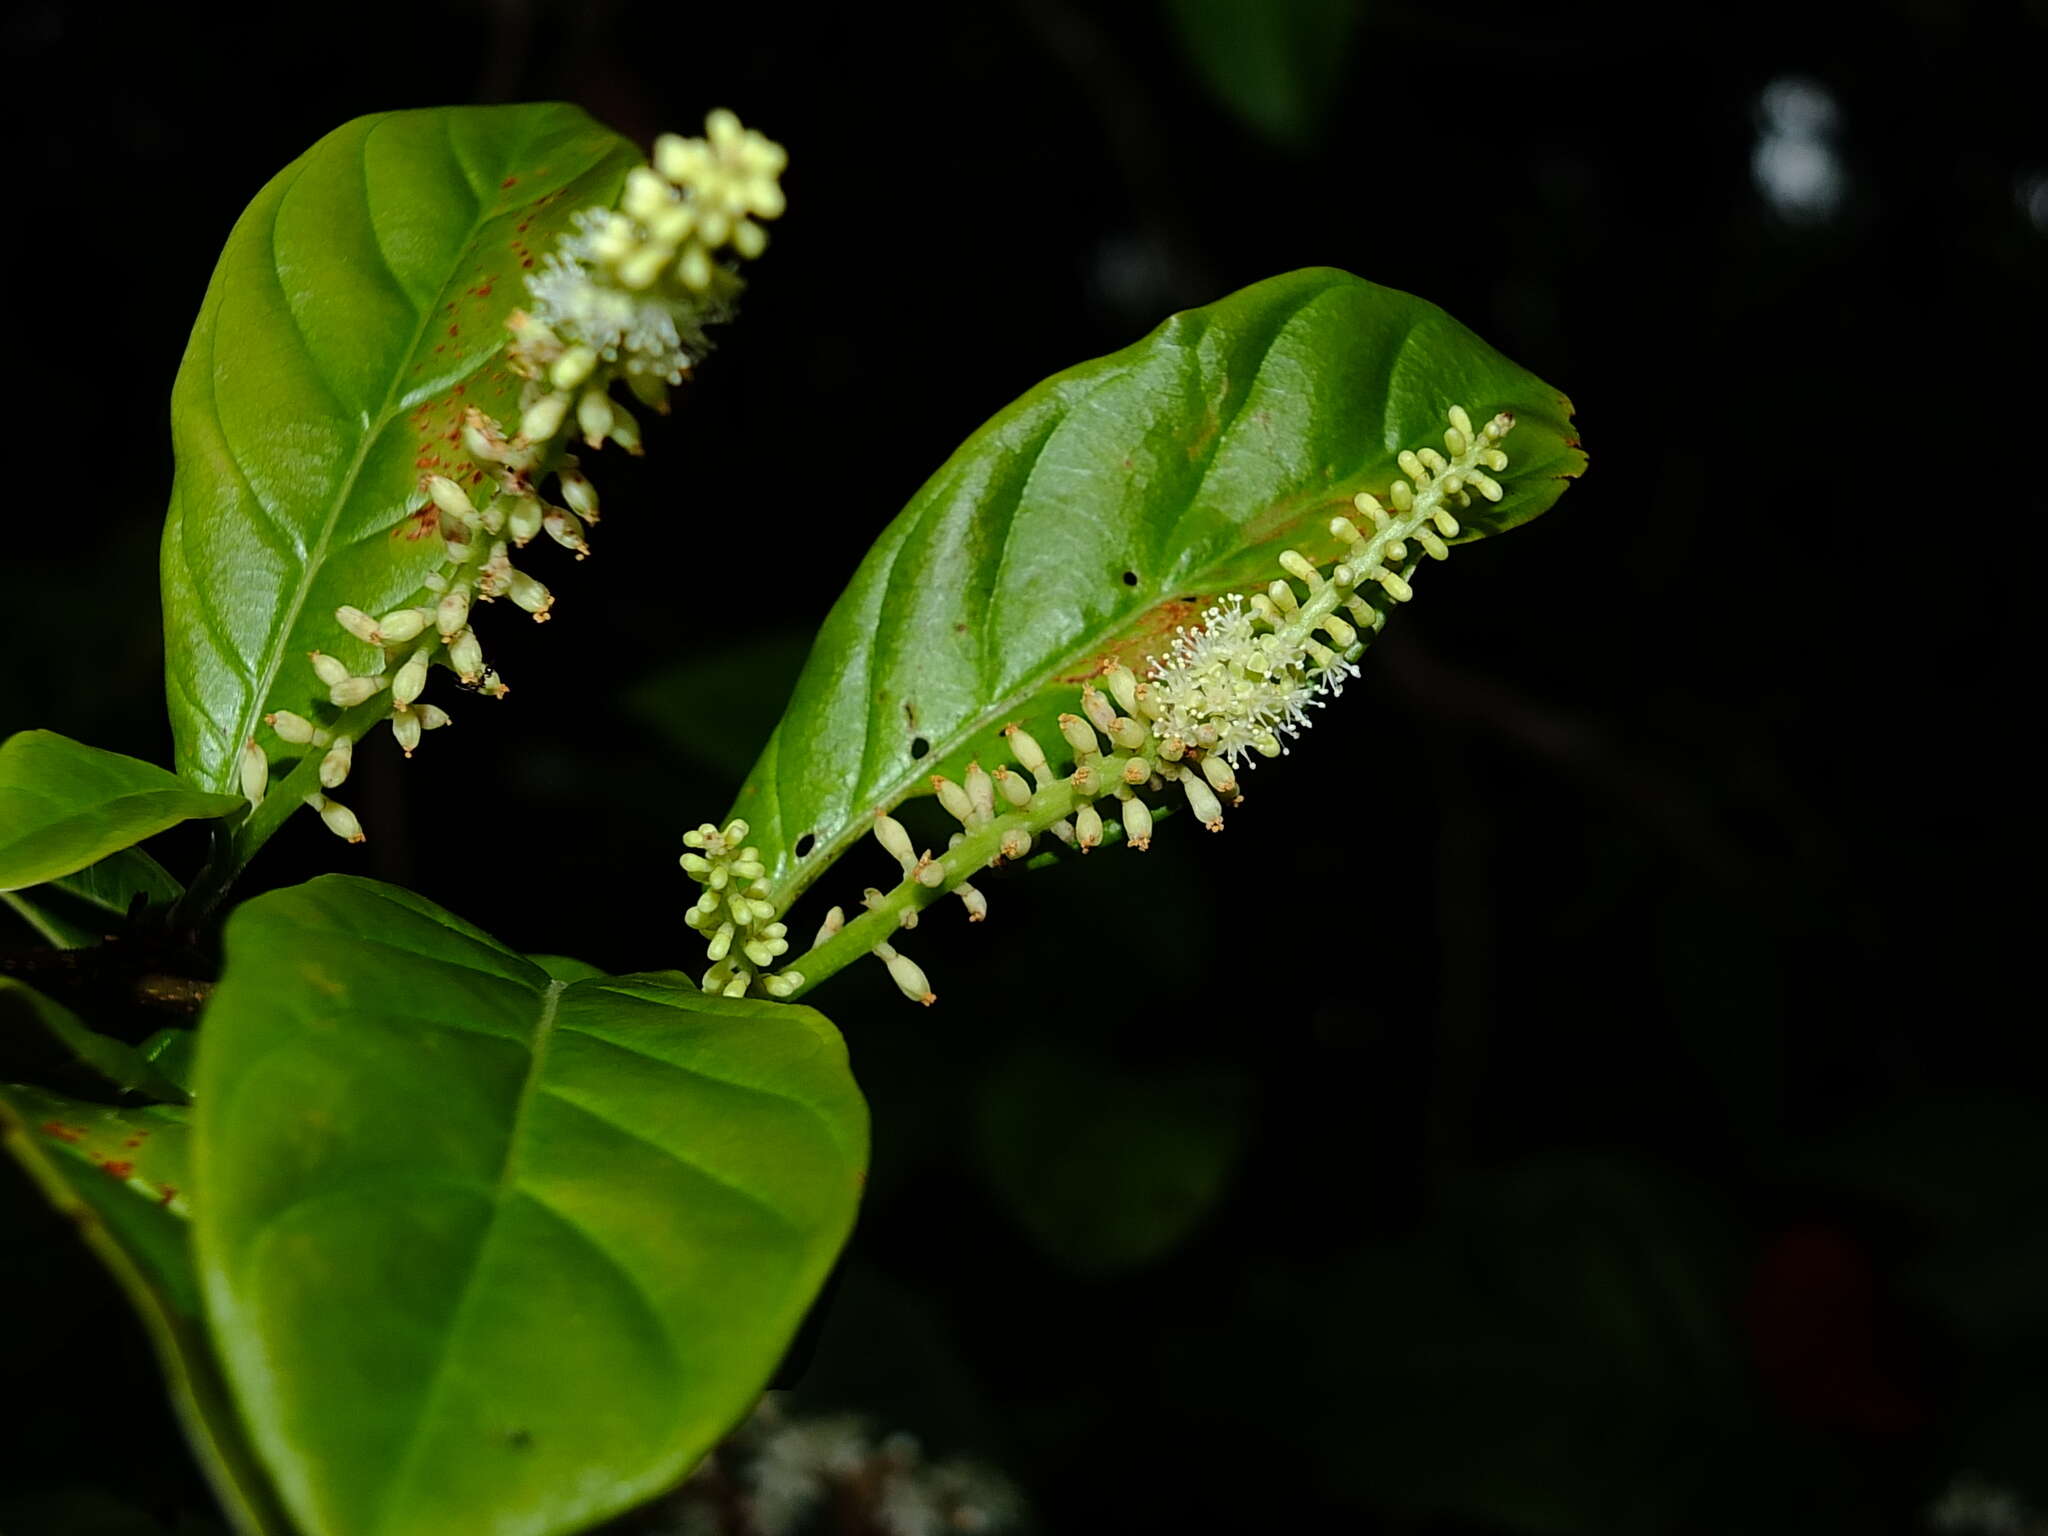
794 832 816 858
1122 570 1139 586
910 737 931 759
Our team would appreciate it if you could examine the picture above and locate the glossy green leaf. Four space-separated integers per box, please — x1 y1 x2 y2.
0 977 190 1102
1 844 183 948
1163 0 1358 151
729 268 1583 906
140 1026 202 1098
195 876 868 1536
0 731 241 893
161 104 639 863
0 1083 291 1535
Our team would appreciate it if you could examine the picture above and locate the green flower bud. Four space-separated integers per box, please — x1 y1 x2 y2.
309 651 349 687
392 710 422 757
378 607 431 643
319 734 353 789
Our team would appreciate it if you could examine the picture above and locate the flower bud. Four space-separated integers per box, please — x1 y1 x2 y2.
519 392 570 444
304 793 365 844
550 345 598 392
424 476 476 522
879 946 935 1007
1075 803 1103 851
932 776 975 825
955 883 987 922
449 628 485 681
964 761 996 824
575 387 614 448
1004 723 1049 780
335 606 383 644
1200 754 1238 802
436 588 471 637
1121 794 1153 849
506 569 553 619
559 467 600 522
393 648 431 706
872 812 916 868
1183 773 1224 830
1105 665 1139 715
1081 685 1117 734
916 856 948 888
504 495 545 546
378 607 431 643
392 710 422 757
1058 713 1100 761
309 651 349 687
814 905 846 948
1109 716 1148 751
330 675 386 708
265 710 317 745
992 766 1032 807
416 704 452 731
544 506 589 558
239 739 267 804
763 970 804 999
319 734 353 789
999 826 1033 861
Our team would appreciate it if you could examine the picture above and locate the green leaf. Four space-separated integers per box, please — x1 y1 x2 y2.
161 104 640 866
1 844 184 947
0 731 241 893
194 876 868 1536
140 1026 202 1098
1162 0 1359 151
0 1083 292 1535
729 268 1582 906
0 977 190 1102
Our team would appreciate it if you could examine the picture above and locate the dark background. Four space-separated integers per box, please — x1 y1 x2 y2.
3 0 2044 1531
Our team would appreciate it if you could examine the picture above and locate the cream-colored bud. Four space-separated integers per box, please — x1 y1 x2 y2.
1448 404 1474 437
519 393 569 444
932 775 975 825
873 812 916 867
1000 826 1033 861
732 218 768 260
992 766 1032 808
1378 571 1414 603
677 243 714 293
1004 723 1048 777
1182 773 1225 830
1320 614 1358 649
1109 716 1148 751
1081 685 1117 734
881 948 935 1007
1122 757 1150 785
1071 761 1103 797
559 468 600 522
505 495 545 546
915 856 947 889
964 761 996 824
1058 713 1100 760
507 570 553 619
1121 795 1153 850
309 651 349 687
329 675 385 708
377 607 431 643
1105 665 1139 715
956 883 987 922
392 711 421 757
417 703 452 731
1075 803 1103 851
550 346 598 392
762 971 802 999
239 739 267 804
319 734 353 789
1432 508 1462 537
1389 480 1416 513
575 388 614 449
393 648 431 706
1200 754 1238 801
1266 579 1298 614
1277 550 1320 586
265 710 317 745
815 905 846 948
424 476 475 522
305 793 365 844
436 588 471 638
335 605 382 644
706 922 736 963
1416 529 1450 561
449 629 485 681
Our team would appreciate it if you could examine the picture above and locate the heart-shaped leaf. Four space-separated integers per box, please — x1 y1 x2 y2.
194 876 868 1536
161 104 638 866
0 731 241 893
0 1081 290 1535
727 268 1583 906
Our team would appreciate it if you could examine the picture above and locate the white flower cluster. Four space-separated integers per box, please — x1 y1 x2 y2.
240 113 786 844
653 1397 1021 1536
1142 593 1334 765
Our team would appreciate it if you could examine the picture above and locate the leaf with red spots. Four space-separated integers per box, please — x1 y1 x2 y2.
726 268 1583 905
161 104 640 876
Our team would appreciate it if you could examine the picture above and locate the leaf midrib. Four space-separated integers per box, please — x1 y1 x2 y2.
370 974 565 1536
214 114 538 797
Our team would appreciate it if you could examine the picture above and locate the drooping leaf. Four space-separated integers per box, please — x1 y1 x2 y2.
194 876 868 1536
0 843 184 947
0 731 241 894
1162 0 1359 151
0 977 190 1102
139 1026 202 1098
161 104 640 866
728 268 1583 907
0 1083 291 1535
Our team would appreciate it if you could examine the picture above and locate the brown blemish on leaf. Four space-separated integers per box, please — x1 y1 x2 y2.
101 1160 135 1180
40 1121 82 1144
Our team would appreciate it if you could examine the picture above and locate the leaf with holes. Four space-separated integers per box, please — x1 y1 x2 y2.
194 876 868 1536
160 104 638 870
727 268 1583 908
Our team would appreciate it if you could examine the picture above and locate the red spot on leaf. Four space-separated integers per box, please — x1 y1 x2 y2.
101 1160 135 1180
40 1121 82 1144
500 175 519 189
159 1186 178 1206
